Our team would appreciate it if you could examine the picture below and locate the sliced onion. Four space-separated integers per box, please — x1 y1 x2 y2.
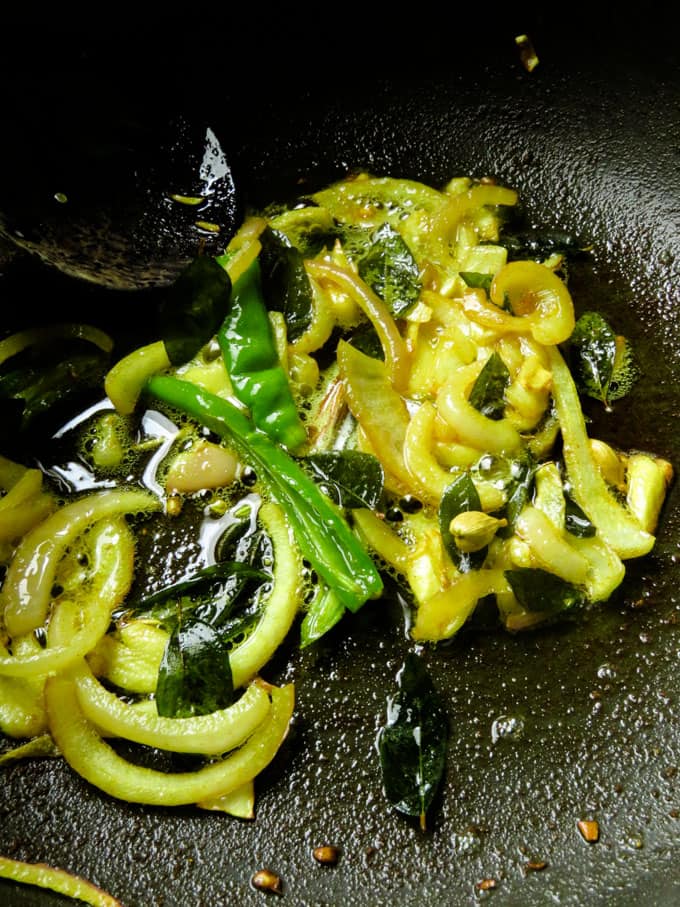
46 677 294 806
230 502 303 689
0 855 122 907
74 662 271 754
547 346 654 558
412 569 510 641
0 323 113 368
514 505 589 585
307 259 411 391
0 488 159 638
436 362 521 455
0 518 135 677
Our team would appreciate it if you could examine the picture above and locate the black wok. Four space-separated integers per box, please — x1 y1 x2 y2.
1 14 679 906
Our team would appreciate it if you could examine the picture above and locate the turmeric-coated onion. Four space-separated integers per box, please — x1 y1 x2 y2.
46 677 294 806
0 488 159 639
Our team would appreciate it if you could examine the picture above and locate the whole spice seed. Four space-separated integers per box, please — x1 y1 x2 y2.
312 845 340 866
524 860 548 873
577 819 600 843
251 869 283 894
475 878 498 891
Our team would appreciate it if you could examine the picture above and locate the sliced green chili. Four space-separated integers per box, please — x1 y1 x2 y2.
145 375 383 615
217 259 306 451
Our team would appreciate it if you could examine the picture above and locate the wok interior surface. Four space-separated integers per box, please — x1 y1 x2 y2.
1 19 679 906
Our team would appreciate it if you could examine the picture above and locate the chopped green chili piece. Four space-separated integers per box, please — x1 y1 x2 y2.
217 259 306 451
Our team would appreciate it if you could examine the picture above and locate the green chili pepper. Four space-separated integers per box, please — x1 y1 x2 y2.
218 259 306 451
145 375 383 615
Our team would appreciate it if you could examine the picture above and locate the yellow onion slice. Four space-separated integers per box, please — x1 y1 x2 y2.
547 346 654 558
229 501 302 689
197 780 255 818
0 518 135 677
489 260 575 345
0 488 159 638
412 569 511 641
436 362 521 455
88 621 168 695
514 505 589 585
0 323 113 368
338 340 413 489
45 676 295 806
306 260 411 391
104 340 171 415
0 457 56 544
402 401 454 505
74 662 272 754
89 502 301 694
0 856 122 907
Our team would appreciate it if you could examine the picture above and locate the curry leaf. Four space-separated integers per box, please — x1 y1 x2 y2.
439 473 486 572
502 228 585 261
158 256 231 365
0 352 108 431
358 222 421 317
569 311 639 409
504 567 585 615
377 653 448 830
129 561 267 616
460 271 493 292
300 451 384 510
258 226 315 342
468 352 510 420
502 452 537 533
564 492 596 537
156 614 234 718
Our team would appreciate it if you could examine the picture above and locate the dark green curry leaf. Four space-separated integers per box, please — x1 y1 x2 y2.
439 473 486 572
468 352 510 421
569 311 639 410
500 452 537 534
159 256 231 365
267 204 339 257
299 451 384 510
127 561 268 627
348 322 384 360
377 653 449 830
156 614 234 718
358 223 421 317
501 228 586 261
564 492 597 537
0 352 108 430
504 567 585 615
460 271 493 292
258 226 315 342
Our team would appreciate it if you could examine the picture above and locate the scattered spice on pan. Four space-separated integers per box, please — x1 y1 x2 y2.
312 845 340 866
364 845 379 865
250 868 283 894
524 859 548 873
475 877 498 891
577 819 600 843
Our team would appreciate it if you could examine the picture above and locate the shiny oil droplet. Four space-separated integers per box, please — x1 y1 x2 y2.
491 714 525 743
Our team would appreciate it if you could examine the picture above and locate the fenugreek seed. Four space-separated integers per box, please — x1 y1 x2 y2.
475 878 497 891
577 819 600 842
251 869 283 894
524 860 547 873
312 845 340 866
